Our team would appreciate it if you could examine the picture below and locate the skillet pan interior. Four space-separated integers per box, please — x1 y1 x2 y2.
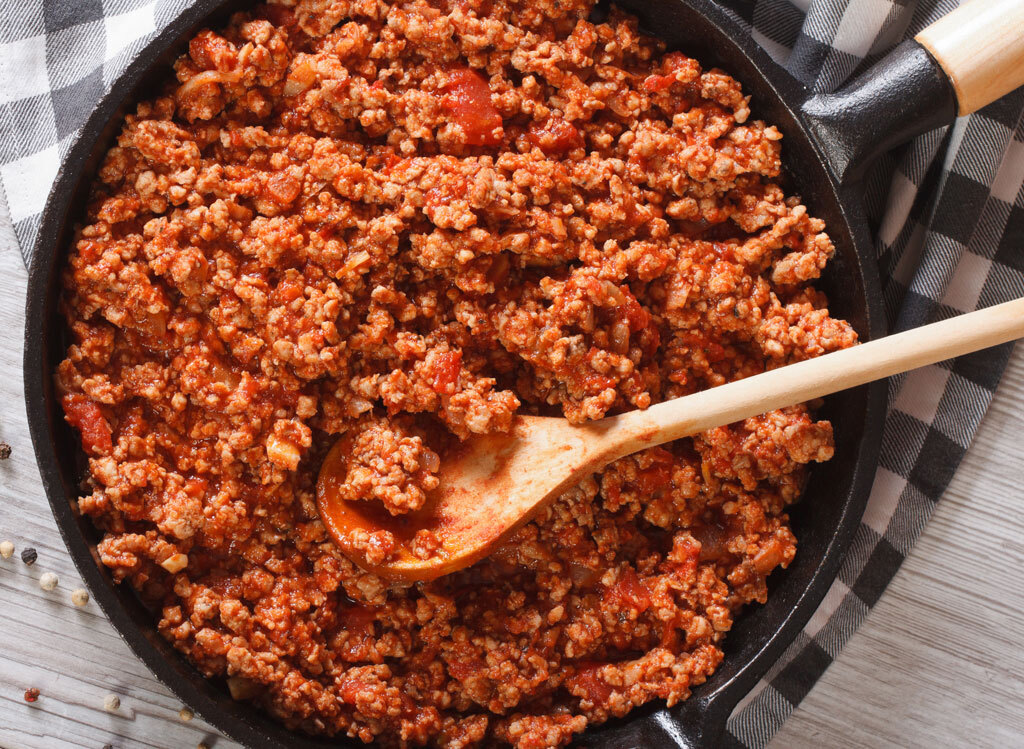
24 0 886 746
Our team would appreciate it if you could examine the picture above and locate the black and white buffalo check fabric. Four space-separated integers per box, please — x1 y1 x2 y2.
1 1 1021 747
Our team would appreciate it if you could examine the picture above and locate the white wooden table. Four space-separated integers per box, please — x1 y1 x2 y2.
0 222 1021 746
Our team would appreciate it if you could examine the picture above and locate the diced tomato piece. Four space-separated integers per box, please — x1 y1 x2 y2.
430 350 462 394
338 677 370 704
443 68 503 147
643 73 676 93
602 566 651 614
61 394 113 455
528 117 584 155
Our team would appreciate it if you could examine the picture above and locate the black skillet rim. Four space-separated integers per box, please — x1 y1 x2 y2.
23 0 888 746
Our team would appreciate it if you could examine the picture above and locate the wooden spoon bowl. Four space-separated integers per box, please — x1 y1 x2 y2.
317 416 617 579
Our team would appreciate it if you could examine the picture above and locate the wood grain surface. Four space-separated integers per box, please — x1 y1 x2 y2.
914 0 1024 115
0 223 1021 747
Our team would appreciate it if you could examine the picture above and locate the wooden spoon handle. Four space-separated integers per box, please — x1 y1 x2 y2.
915 0 1024 115
610 297 1024 453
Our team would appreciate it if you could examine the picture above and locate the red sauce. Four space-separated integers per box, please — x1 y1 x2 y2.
275 276 305 303
634 448 674 495
528 117 583 155
568 663 614 705
603 567 651 614
265 170 302 206
447 655 487 680
259 4 296 28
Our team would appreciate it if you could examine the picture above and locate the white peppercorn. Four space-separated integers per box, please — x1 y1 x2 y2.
179 707 194 722
0 541 13 559
103 694 120 712
71 588 90 606
39 572 58 591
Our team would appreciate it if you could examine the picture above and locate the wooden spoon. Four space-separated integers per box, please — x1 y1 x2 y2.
318 297 1024 581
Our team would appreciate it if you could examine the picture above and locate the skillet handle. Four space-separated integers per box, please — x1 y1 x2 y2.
916 0 1024 116
800 0 1024 183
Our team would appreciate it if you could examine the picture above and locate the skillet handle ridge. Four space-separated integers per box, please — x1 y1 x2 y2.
916 0 1024 116
801 0 1024 184
800 40 957 184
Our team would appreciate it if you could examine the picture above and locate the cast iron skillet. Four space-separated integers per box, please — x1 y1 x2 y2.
24 0 973 746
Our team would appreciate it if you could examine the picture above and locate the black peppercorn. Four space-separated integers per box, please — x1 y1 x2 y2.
21 547 37 566
0 442 10 460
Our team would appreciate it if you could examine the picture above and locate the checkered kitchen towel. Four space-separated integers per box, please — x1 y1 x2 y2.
0 1 1022 747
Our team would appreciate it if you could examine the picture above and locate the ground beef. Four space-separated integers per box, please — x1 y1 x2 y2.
336 417 441 515
57 1 858 746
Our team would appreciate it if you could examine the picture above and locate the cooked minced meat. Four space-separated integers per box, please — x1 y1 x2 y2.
57 0 856 746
